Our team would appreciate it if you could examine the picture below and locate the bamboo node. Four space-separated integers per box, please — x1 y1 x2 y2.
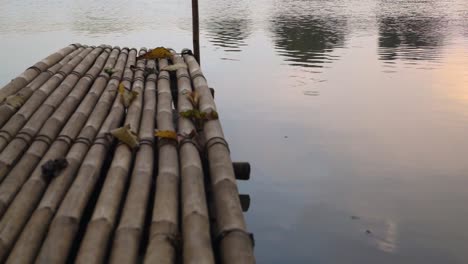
27 66 42 74
215 228 255 248
205 136 230 153
157 137 178 148
176 73 191 80
150 232 181 250
189 72 207 82
158 75 171 81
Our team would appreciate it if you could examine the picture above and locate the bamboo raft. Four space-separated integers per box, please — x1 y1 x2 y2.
0 44 254 264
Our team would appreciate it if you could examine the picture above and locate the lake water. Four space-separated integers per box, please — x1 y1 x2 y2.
1 0 468 263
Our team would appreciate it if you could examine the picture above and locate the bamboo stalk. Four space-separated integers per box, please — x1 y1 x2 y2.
0 44 79 103
183 54 255 263
101 57 157 264
0 46 108 191
0 46 119 220
0 47 85 128
0 47 95 153
0 48 132 264
34 48 138 264
143 58 180 264
172 54 215 264
75 49 149 264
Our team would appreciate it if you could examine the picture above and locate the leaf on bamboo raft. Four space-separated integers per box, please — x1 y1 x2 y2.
177 129 205 148
184 91 200 108
41 158 69 182
179 109 219 121
179 109 219 131
118 83 138 108
110 124 139 149
137 47 172 60
154 130 178 140
104 67 116 75
160 63 187 72
3 94 25 108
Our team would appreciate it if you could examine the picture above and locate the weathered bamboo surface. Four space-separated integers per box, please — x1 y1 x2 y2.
0 44 254 263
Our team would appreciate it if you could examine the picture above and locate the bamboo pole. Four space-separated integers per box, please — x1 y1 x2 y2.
174 54 215 264
183 54 255 263
0 48 132 264
34 48 138 264
192 0 201 64
103 57 157 264
0 44 79 103
75 49 149 264
0 47 85 128
0 46 108 190
0 47 95 153
0 46 118 219
143 58 180 264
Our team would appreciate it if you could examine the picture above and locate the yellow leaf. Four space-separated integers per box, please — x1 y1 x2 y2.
118 83 138 108
110 124 139 149
187 91 199 107
137 47 173 60
155 130 177 140
161 63 188 72
4 94 25 109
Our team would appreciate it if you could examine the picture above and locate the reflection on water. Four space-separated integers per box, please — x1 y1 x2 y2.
202 0 252 52
270 15 346 68
1 0 468 263
378 16 446 62
269 0 347 68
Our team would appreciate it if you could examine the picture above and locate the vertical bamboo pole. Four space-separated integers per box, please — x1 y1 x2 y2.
183 54 255 263
174 54 215 264
0 47 84 128
104 57 157 264
0 46 109 195
0 44 79 103
75 48 148 264
143 58 180 264
34 49 138 264
0 47 95 153
0 48 132 264
192 0 201 64
0 47 119 219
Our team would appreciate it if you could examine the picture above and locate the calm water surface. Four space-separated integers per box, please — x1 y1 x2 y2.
1 0 468 263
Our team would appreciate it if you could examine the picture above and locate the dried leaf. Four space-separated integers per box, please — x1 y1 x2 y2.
161 63 188 72
41 158 68 182
208 110 219 120
155 130 178 140
110 124 139 148
118 83 138 108
186 91 199 107
179 110 195 118
137 47 172 60
4 94 25 108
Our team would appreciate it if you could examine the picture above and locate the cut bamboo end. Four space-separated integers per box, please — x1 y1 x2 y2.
233 162 251 180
